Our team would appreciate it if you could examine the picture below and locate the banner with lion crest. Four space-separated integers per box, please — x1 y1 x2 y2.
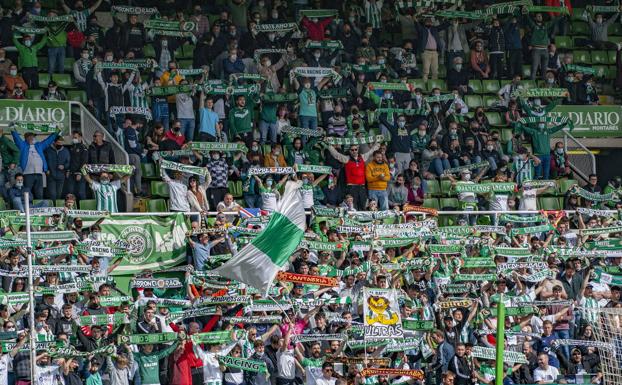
363 288 404 340
94 214 188 275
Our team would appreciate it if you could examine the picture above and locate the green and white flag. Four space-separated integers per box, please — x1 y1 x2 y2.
96 214 188 275
325 135 385 145
305 40 343 50
189 142 248 153
215 182 306 295
280 125 323 137
296 164 332 174
83 164 135 175
219 356 267 373
471 346 528 364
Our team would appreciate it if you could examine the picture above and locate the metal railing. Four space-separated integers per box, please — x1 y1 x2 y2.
563 129 596 184
72 101 131 192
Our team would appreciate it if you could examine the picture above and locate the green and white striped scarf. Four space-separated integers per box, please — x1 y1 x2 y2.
253 23 298 33
11 122 59 133
29 14 74 23
160 159 208 177
443 161 489 175
512 88 568 99
296 164 332 174
110 6 159 15
305 40 343 50
563 64 604 76
280 125 324 137
13 26 48 35
189 142 248 153
325 134 385 145
570 185 619 202
83 164 135 175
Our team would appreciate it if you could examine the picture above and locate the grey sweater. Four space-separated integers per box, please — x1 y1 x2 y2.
107 351 134 385
586 13 620 42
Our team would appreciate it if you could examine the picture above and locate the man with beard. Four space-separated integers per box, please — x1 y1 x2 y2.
296 341 325 385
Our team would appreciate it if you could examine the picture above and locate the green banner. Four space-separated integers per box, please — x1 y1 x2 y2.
0 100 71 134
118 333 179 345
402 319 435 331
550 105 622 138
97 214 188 275
219 356 268 373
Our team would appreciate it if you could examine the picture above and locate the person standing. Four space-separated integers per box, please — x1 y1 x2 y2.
11 128 59 200
414 17 449 82
365 150 390 210
12 33 47 89
82 170 129 213
44 136 70 201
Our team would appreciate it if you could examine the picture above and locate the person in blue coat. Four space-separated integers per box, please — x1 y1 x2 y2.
11 127 59 199
44 136 70 201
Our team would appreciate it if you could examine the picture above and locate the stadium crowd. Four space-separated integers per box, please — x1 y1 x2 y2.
0 0 619 385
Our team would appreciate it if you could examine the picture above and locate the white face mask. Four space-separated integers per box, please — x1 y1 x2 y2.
230 54 237 61
486 145 494 151
398 121 406 128
72 138 80 144
212 154 220 160
304 83 311 89
264 60 271 67
81 53 89 59
105 56 113 62
161 40 168 47
462 174 471 181
9 69 16 76
455 64 462 71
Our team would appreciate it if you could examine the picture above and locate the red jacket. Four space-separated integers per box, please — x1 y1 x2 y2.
165 130 186 147
344 156 366 185
301 17 333 41
545 0 573 16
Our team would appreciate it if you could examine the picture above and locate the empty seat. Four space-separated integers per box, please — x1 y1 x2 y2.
464 95 483 109
52 73 74 88
555 36 573 50
482 80 500 94
79 199 97 210
147 198 168 212
469 79 483 94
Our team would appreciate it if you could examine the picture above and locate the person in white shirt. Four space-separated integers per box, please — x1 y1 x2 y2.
159 164 192 212
533 352 560 384
34 352 64 385
192 337 239 385
277 321 300 385
316 363 337 385
519 183 553 211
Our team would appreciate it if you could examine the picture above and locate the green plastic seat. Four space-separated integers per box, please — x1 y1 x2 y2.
609 36 622 44
150 181 170 197
228 181 243 198
571 8 584 21
464 95 483 109
522 80 537 90
483 95 498 109
64 57 75 73
143 45 155 58
485 112 502 126
54 199 64 207
67 90 87 103
607 65 617 79
610 23 622 36
558 179 578 194
555 36 573 50
79 199 97 210
26 89 44 100
608 50 617 65
440 180 454 196
427 79 446 92
538 197 562 210
147 198 168 212
52 73 74 88
468 79 483 94
141 163 157 179
38 73 50 86
500 128 514 143
482 80 500 94
422 198 439 209
572 21 589 35
591 51 608 65
0 199 6 210
409 79 426 91
522 65 531 78
592 66 608 79
440 198 459 210
573 50 591 64
425 180 441 197
178 59 193 69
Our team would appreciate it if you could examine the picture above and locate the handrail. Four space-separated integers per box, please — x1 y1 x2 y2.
563 129 596 183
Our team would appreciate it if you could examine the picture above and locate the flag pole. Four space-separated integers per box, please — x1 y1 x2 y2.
24 192 36 383
495 294 506 385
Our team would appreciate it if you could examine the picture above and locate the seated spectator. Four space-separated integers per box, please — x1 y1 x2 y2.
469 40 490 79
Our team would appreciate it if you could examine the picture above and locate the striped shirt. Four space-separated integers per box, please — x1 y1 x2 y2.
71 9 90 32
513 158 535 186
92 180 121 213
128 83 150 109
364 0 383 29
580 296 600 323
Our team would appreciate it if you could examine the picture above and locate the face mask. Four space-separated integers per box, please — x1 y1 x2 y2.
81 53 89 59
24 40 32 47
15 182 23 188
384 93 392 99
556 148 564 154
105 56 113 62
251 145 258 151
272 12 279 19
398 121 406 128
433 107 440 114
212 154 220 160
419 131 426 137
230 54 237 61
304 83 311 89
313 53 321 59
302 178 309 184
258 1 265 6
100 179 110 184
9 70 16 76
486 145 494 151
264 60 271 67
266 180 273 187
500 167 507 172
162 40 168 47
274 150 281 156
72 138 80 144
547 78 555 84
415 94 422 100
455 64 462 71
450 129 457 135
268 32 276 41
566 76 574 82
378 59 385 65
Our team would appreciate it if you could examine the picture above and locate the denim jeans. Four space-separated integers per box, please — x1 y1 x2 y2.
65 174 87 200
244 194 262 208
12 197 48 213
368 189 389 210
299 115 318 144
531 48 548 80
48 46 65 75
555 329 571 359
46 177 64 201
179 118 195 142
536 154 551 180
259 120 278 144
24 174 44 199
429 158 450 177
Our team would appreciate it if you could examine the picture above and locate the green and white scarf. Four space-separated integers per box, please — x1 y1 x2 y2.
296 164 332 174
194 295 252 307
298 9 339 19
29 14 74 22
153 150 195 160
11 122 59 133
455 274 498 282
15 231 77 242
50 344 115 358
83 164 135 175
292 333 346 343
99 296 133 307
499 213 545 223
33 264 92 274
0 292 30 305
576 207 615 217
435 10 483 19
368 82 411 91
111 6 159 15
77 313 128 326
247 167 293 176
588 5 620 13
219 356 267 373
280 125 323 137
300 239 347 251
509 224 554 236
96 62 138 71
454 182 516 193
325 135 385 145
130 278 183 289
425 93 457 103
512 87 568 99
189 142 248 153
580 226 622 236
443 161 489 175
160 159 208 177
118 333 180 345
144 19 196 32
151 29 196 40
563 64 603 77
109 106 152 120
319 88 352 99
261 92 299 102
306 40 343 50
292 67 341 82
230 73 265 83
177 68 205 76
254 48 287 62
517 115 569 126
123 58 159 69
528 6 570 14
191 330 245 344
147 84 195 96
14 26 48 35
402 319 435 331
253 23 298 33
222 316 282 324
570 185 618 202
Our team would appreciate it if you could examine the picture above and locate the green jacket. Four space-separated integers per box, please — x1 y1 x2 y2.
228 106 254 137
12 36 47 68
134 342 179 385
0 136 20 167
525 16 558 47
47 22 68 48
514 121 572 155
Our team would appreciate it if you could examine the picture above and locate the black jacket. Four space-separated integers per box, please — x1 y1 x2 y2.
447 68 469 91
69 142 89 174
88 141 115 164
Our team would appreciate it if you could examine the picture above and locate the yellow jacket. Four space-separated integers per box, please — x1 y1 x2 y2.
365 161 390 191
